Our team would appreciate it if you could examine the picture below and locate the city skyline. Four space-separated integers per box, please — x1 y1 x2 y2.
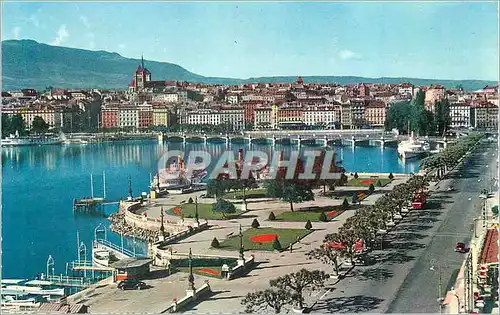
2 1 499 81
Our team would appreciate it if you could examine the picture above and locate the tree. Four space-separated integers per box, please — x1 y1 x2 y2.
207 178 231 199
269 269 329 309
251 219 260 228
31 116 49 134
369 184 375 193
242 288 293 313
342 198 349 210
324 229 359 265
212 199 236 219
435 99 451 136
272 237 282 251
211 237 220 248
375 179 382 187
268 212 276 221
305 220 313 230
264 180 314 212
307 245 340 276
385 101 411 133
319 212 328 222
352 193 360 205
388 173 394 180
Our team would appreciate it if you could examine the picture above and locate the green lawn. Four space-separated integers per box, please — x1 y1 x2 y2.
166 203 243 220
326 190 371 203
176 266 223 279
275 206 344 222
223 188 268 200
346 178 392 187
219 227 312 251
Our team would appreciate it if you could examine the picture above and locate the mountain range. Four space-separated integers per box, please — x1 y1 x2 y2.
2 39 497 91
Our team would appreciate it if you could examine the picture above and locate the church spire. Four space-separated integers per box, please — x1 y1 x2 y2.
141 54 145 69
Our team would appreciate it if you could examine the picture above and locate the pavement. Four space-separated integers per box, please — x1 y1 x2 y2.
82 271 205 314
310 141 498 313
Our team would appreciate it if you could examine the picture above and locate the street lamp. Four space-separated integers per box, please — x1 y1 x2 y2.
187 248 195 291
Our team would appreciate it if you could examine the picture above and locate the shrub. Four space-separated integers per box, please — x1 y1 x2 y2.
389 173 394 180
342 198 349 209
188 197 194 204
251 218 260 228
319 212 328 222
211 237 220 248
268 212 276 221
305 220 313 230
272 237 282 251
354 172 359 179
329 185 336 191
375 179 382 187
369 184 375 193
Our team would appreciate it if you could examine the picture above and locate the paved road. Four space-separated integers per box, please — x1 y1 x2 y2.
312 141 498 313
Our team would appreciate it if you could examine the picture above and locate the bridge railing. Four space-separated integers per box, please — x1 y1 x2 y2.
96 239 136 258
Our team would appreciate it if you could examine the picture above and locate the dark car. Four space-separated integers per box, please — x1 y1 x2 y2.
455 242 467 253
117 279 146 290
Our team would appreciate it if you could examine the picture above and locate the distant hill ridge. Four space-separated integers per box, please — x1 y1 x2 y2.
1 39 496 91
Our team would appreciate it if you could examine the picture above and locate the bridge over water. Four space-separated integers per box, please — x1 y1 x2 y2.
160 130 455 148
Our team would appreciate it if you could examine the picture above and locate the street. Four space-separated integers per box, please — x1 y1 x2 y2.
312 141 498 313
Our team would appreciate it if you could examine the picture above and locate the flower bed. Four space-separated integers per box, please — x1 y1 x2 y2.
249 234 278 243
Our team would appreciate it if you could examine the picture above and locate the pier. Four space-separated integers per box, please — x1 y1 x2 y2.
73 171 118 214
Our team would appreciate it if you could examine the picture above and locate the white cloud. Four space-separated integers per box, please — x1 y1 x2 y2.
79 16 90 28
338 49 361 60
51 24 69 46
12 27 20 39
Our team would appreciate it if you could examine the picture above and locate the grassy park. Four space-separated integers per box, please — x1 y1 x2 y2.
219 227 312 251
274 206 343 222
347 178 392 187
166 203 243 220
223 188 268 200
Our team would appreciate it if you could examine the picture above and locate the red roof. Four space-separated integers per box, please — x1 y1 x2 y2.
480 228 498 265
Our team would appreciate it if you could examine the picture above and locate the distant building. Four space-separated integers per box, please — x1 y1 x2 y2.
470 101 498 130
449 102 471 129
364 100 386 128
425 85 445 112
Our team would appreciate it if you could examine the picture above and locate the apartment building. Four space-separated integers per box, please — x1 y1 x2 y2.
470 101 498 130
449 102 471 129
187 109 221 125
219 107 245 131
152 105 170 127
364 100 386 128
119 106 139 129
303 105 338 126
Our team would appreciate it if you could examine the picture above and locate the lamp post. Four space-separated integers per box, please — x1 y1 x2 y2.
128 175 133 199
195 196 199 225
187 248 195 291
238 224 244 261
160 206 165 240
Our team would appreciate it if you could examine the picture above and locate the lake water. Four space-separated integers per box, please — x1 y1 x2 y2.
1 140 420 278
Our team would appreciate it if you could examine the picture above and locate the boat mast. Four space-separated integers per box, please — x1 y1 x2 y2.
90 174 94 199
103 170 106 200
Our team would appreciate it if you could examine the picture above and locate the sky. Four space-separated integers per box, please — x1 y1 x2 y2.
2 1 499 81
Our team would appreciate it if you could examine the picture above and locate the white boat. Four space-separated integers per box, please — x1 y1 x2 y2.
397 132 430 159
1 132 63 147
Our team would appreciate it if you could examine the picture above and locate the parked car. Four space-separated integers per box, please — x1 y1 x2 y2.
117 279 146 290
455 242 467 253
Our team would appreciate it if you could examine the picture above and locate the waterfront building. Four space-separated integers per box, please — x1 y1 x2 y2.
470 101 498 130
242 100 264 124
303 105 338 126
364 100 386 128
187 109 221 125
350 99 366 129
449 102 471 129
152 105 170 127
254 107 273 129
138 103 153 130
219 107 245 131
118 105 139 130
101 105 119 129
277 106 303 129
340 103 353 129
425 85 445 112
